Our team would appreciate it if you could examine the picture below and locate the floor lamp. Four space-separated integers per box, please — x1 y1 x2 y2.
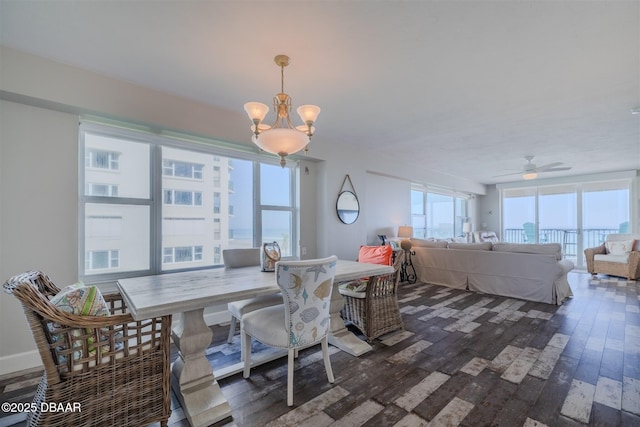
397 226 416 284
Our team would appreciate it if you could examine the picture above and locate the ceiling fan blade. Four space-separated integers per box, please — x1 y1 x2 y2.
540 166 572 172
492 171 523 178
535 162 563 171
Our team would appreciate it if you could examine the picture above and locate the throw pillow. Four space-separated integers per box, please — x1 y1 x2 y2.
48 282 112 363
358 245 393 265
605 239 635 256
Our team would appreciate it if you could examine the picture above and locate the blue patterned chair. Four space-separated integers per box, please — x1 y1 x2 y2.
242 256 337 406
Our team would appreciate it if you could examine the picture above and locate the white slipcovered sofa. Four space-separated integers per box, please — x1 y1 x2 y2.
410 239 574 305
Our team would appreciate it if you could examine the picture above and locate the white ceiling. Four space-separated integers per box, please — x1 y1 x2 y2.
1 1 639 185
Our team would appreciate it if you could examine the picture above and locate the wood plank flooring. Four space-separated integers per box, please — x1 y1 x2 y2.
1 271 639 426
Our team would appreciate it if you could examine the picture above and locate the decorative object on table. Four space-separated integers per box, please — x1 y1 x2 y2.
243 54 320 167
584 233 640 280
397 225 417 283
224 248 283 355
261 241 281 272
3 270 171 427
242 256 338 406
336 174 360 224
463 222 472 243
389 240 401 250
339 246 404 341
378 234 387 246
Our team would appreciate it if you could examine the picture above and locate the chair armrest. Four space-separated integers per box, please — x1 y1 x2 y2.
629 251 640 280
584 244 606 273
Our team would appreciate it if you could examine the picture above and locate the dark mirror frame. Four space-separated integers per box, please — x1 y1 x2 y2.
336 190 360 224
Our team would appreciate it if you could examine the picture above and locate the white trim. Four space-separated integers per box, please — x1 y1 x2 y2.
0 350 42 376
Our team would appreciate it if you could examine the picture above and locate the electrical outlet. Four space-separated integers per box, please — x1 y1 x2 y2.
301 247 307 256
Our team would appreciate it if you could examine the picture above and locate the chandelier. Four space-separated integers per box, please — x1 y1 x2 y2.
244 55 320 167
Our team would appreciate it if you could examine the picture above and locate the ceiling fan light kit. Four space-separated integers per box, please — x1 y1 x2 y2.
244 54 320 167
493 155 572 181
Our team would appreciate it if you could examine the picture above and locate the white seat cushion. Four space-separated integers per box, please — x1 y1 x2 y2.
594 253 630 264
242 305 288 348
228 293 283 318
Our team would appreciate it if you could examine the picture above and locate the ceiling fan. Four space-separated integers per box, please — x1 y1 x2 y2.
495 155 572 180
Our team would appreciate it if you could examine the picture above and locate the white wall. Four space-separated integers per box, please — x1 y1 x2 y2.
0 46 487 374
0 100 79 373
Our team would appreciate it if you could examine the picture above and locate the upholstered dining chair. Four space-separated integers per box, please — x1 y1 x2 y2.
224 248 284 356
242 255 338 406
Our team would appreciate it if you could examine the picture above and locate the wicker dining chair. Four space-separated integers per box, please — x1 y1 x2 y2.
3 270 172 427
339 249 405 342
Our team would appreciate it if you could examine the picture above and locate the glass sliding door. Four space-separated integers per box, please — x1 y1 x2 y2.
502 188 537 243
538 185 577 263
582 181 630 249
501 179 631 268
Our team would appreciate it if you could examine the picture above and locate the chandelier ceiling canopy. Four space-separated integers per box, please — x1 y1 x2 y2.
244 55 320 167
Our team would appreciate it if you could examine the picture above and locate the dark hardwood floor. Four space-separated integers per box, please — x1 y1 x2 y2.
1 271 639 427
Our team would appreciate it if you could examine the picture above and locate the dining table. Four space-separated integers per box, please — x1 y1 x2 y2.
117 259 394 427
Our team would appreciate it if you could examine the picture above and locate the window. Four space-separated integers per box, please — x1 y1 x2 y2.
86 183 119 197
411 186 469 239
163 160 203 179
213 192 221 213
80 122 297 281
164 189 203 206
85 250 119 270
163 246 203 264
85 149 120 170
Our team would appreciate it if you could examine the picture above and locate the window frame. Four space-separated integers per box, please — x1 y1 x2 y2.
79 121 298 283
410 185 471 239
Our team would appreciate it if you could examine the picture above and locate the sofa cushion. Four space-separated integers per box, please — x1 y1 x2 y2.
492 243 563 260
605 239 635 256
448 242 493 250
594 253 630 264
411 238 448 248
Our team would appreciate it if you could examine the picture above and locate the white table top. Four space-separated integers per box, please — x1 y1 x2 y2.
117 259 394 320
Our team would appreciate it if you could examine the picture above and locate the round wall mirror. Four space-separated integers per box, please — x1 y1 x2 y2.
336 191 360 224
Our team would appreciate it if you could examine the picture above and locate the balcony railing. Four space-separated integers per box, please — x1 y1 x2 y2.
503 228 618 257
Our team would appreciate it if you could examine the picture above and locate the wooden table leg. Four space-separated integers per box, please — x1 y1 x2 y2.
171 308 232 427
327 282 372 356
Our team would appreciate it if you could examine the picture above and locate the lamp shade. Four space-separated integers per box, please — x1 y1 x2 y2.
253 128 309 156
522 172 538 180
244 102 269 122
462 222 472 233
397 226 413 238
297 105 321 123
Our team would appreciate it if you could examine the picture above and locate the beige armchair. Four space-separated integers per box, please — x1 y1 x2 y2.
584 233 640 280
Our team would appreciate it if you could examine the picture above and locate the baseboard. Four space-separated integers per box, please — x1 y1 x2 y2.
0 350 42 376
